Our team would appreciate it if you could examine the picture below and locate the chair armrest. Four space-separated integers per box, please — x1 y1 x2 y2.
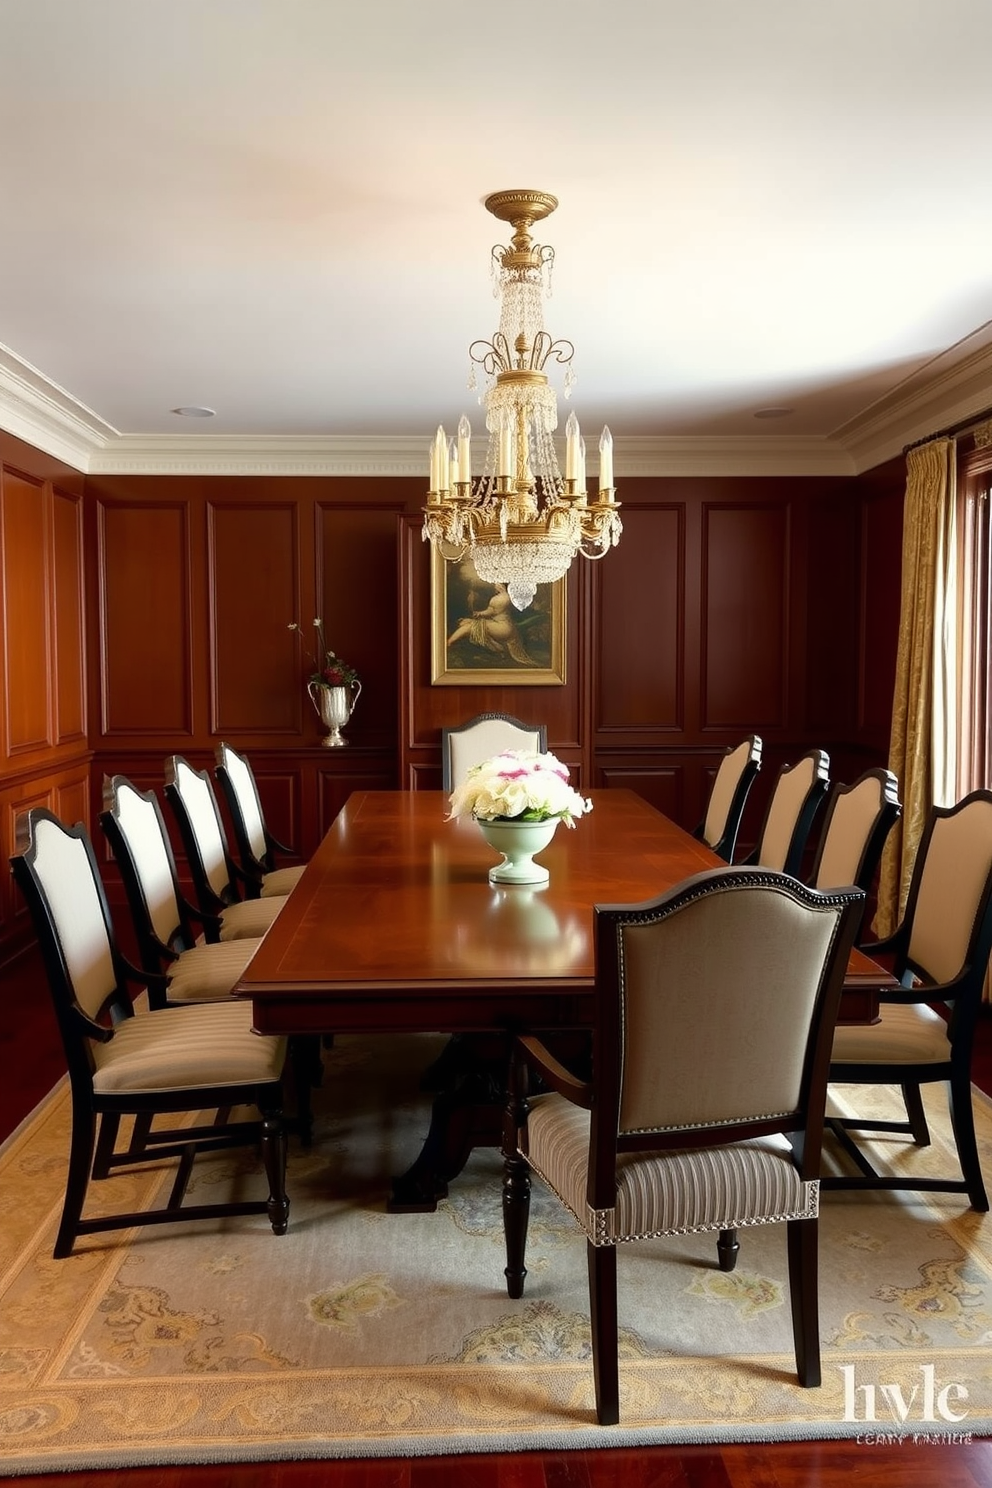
515 1034 594 1109
856 923 908 961
265 829 294 857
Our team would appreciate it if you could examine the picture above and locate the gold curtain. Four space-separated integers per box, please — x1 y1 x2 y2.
874 437 957 936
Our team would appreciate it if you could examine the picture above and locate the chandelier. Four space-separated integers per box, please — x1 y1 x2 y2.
423 189 622 612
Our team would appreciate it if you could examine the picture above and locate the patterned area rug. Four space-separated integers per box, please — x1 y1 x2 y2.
1 1032 990 1472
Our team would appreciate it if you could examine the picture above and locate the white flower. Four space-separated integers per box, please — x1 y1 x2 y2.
448 750 593 827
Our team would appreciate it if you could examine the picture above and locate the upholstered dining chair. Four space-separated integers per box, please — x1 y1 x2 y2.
501 866 863 1425
441 713 548 792
214 742 306 899
824 788 992 1212
164 755 287 940
747 748 831 878
693 734 762 861
809 767 902 903
100 774 263 1004
10 808 290 1258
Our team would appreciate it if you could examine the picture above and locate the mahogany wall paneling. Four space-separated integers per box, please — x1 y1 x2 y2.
702 500 790 731
803 487 860 741
397 515 585 788
208 501 301 735
598 763 684 822
56 771 90 829
317 501 405 750
2 470 51 757
595 503 684 733
51 484 87 746
0 761 89 955
97 501 192 736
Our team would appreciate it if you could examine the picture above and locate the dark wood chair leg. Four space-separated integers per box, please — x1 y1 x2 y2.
717 1227 739 1272
786 1216 821 1387
587 1240 620 1425
91 1112 122 1179
259 1105 289 1235
947 1070 990 1211
55 1102 97 1259
901 1082 931 1146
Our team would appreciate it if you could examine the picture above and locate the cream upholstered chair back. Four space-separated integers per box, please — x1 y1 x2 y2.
164 755 235 902
753 749 830 876
811 768 901 894
906 793 992 987
103 775 187 950
442 713 548 792
610 870 852 1136
217 743 267 863
699 735 762 860
215 742 306 900
15 811 117 1027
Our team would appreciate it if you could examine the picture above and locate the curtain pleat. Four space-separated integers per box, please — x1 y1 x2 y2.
874 438 956 937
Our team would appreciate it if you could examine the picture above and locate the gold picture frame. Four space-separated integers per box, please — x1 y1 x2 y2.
430 549 566 686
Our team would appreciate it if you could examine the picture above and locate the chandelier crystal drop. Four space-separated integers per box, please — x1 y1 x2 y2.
423 190 622 611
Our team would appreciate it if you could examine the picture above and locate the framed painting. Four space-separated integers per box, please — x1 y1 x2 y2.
430 550 566 685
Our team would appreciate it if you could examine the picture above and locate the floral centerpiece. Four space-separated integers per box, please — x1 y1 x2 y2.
448 749 592 826
288 619 361 748
449 750 592 885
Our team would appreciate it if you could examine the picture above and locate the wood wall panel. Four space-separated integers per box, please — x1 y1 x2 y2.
2 471 50 754
702 502 789 731
52 485 86 744
209 502 300 734
317 502 404 746
98 502 191 735
599 764 684 822
596 505 683 732
804 494 859 738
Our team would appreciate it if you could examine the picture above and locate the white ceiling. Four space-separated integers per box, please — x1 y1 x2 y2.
2 0 992 479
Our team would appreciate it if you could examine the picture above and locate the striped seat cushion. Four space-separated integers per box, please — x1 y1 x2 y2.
261 865 306 898
831 1000 950 1066
218 896 285 941
92 1001 286 1093
525 1094 816 1247
165 938 260 1002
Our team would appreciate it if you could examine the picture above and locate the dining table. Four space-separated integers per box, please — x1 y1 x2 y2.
234 788 895 1209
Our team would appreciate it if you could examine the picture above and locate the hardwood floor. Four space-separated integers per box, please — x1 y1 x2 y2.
3 946 990 1487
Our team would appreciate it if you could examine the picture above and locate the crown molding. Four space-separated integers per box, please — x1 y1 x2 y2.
2 337 991 480
0 343 117 471
835 331 992 473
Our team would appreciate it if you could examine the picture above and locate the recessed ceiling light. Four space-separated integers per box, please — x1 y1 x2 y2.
753 406 794 419
171 406 216 418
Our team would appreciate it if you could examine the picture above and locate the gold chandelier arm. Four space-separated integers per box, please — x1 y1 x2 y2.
469 333 513 378
530 332 574 373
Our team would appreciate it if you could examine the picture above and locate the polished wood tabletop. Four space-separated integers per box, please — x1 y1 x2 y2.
235 789 891 1037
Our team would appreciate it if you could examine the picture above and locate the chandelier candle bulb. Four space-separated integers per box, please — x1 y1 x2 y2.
448 439 460 487
565 410 579 481
599 426 614 493
458 415 472 485
499 421 515 480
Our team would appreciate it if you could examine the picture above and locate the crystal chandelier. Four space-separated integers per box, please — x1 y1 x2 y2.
423 189 622 612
